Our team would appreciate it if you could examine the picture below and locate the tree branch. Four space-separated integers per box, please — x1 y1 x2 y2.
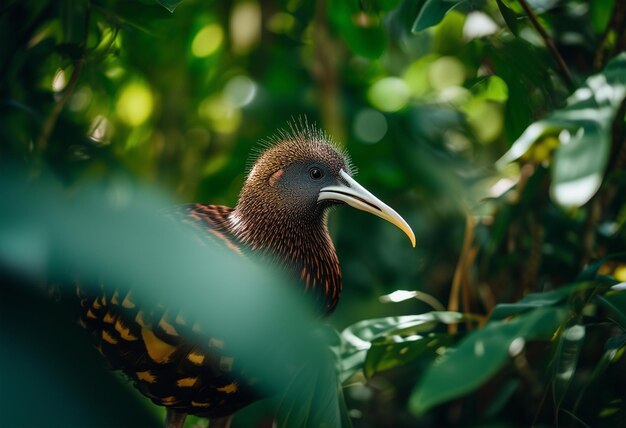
517 0 574 90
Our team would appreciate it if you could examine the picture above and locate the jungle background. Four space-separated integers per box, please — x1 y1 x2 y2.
1 0 625 427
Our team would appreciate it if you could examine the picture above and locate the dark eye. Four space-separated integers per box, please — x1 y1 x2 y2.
309 167 324 180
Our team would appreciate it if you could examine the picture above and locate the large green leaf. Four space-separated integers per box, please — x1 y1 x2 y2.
409 306 567 414
497 53 626 207
412 0 466 32
364 332 454 378
276 351 352 428
340 312 465 382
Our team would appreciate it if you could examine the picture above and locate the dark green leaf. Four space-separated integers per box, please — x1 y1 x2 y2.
577 253 626 281
496 0 519 35
553 324 586 408
490 283 580 320
364 332 453 378
590 0 616 33
594 291 626 330
410 306 567 414
276 349 351 428
412 0 465 33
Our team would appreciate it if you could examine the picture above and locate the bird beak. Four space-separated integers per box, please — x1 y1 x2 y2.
318 169 416 247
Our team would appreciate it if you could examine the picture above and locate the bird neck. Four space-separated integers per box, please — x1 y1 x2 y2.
227 206 342 314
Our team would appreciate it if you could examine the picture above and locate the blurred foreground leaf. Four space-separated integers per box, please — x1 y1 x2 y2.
0 164 340 426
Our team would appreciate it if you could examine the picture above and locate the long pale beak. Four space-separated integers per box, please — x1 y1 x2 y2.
318 169 416 247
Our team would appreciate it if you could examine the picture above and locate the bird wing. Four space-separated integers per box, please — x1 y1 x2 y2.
177 204 243 255
76 204 260 417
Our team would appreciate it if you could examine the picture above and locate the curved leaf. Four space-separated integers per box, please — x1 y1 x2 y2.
364 332 453 378
412 0 466 32
410 306 567 415
497 53 626 207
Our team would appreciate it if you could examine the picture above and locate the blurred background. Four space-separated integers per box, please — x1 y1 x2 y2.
1 0 625 427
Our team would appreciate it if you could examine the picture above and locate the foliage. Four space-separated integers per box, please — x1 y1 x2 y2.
1 0 625 427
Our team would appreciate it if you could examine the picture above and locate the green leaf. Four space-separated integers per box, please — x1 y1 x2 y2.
553 324 586 408
156 0 182 13
577 253 626 281
496 0 519 35
497 53 626 207
276 344 352 428
595 291 626 330
490 283 582 320
409 306 567 414
412 0 466 33
590 0 615 33
364 332 453 378
342 312 465 347
340 312 465 382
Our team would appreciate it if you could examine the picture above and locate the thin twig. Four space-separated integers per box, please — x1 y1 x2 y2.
448 213 475 334
36 2 91 153
517 0 574 90
593 0 626 71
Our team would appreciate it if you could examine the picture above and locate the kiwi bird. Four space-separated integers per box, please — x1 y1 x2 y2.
76 123 415 428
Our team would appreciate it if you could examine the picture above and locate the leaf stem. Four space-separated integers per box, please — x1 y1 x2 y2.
516 0 574 90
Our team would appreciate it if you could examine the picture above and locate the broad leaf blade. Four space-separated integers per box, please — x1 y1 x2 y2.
497 53 626 207
364 332 453 378
410 307 567 414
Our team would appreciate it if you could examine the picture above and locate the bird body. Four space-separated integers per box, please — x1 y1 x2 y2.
77 123 415 426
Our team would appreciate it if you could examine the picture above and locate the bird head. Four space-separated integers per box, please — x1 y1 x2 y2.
234 123 415 248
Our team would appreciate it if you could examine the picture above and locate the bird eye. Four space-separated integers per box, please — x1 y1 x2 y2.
309 167 323 180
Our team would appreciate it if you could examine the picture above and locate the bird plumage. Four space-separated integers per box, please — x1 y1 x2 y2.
76 122 414 426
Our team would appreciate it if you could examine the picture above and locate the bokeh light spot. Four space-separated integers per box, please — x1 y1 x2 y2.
69 86 93 111
199 96 241 134
88 115 112 145
353 109 388 143
267 12 296 34
52 68 68 92
463 11 499 40
428 56 466 90
116 82 154 127
192 24 224 58
464 99 503 144
230 2 261 54
224 75 257 107
367 78 410 112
